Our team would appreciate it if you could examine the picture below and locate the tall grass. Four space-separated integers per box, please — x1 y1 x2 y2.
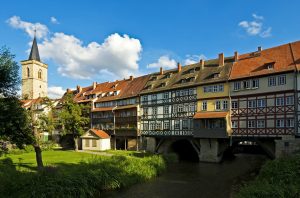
236 154 300 198
0 154 166 198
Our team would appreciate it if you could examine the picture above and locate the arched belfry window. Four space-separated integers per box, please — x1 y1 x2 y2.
27 67 30 77
38 69 42 79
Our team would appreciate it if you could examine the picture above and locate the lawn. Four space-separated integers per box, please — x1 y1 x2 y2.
1 150 96 170
0 150 166 197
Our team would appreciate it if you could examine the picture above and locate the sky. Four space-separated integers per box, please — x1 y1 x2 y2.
0 0 299 98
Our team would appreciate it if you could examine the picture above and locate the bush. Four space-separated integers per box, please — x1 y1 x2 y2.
8 141 58 155
236 155 300 198
0 154 166 198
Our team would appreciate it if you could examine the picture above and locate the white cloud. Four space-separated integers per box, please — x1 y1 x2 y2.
238 14 272 38
6 16 48 39
48 86 65 99
147 55 177 69
39 33 142 79
50 17 59 24
184 54 206 65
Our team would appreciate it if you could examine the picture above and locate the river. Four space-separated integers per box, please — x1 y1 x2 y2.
102 154 267 198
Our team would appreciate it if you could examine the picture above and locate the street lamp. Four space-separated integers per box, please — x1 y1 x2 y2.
112 106 117 150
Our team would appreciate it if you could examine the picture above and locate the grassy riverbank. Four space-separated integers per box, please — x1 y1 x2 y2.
0 150 166 197
236 154 300 198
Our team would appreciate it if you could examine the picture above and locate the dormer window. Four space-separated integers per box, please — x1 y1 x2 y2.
188 77 195 82
267 64 274 70
150 76 157 81
144 84 152 90
158 82 167 88
165 73 171 79
112 83 118 88
180 79 187 84
213 73 220 78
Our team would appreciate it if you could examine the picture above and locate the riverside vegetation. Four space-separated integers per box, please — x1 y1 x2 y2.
236 153 300 198
0 148 166 198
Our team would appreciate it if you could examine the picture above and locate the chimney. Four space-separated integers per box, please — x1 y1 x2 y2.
177 62 182 72
129 75 134 81
234 51 239 62
160 67 164 75
219 53 224 66
92 82 97 89
76 85 82 93
66 88 71 93
258 46 262 52
200 59 205 69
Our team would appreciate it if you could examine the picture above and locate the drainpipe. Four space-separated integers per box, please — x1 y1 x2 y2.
294 71 298 136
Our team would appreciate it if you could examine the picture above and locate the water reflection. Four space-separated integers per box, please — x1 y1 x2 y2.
103 154 267 198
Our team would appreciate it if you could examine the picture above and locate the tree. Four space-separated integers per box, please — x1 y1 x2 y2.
58 94 89 150
0 47 43 169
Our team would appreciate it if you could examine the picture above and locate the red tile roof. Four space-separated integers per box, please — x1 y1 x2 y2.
193 111 228 119
230 41 300 80
90 129 110 139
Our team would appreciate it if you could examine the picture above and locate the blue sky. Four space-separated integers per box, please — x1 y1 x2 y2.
0 0 299 98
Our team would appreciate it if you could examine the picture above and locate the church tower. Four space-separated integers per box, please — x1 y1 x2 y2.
21 36 48 99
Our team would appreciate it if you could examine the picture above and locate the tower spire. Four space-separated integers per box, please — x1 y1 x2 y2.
28 31 41 62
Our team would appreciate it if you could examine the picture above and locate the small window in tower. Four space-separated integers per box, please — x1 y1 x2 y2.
38 69 42 79
40 85 41 88
27 67 30 77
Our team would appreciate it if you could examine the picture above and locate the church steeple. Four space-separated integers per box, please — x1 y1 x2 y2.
28 35 41 62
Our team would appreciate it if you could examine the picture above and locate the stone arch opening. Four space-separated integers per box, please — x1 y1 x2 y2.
169 139 199 162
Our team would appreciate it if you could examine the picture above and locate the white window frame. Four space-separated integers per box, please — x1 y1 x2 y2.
231 101 238 109
163 121 170 130
276 119 285 128
278 75 286 85
219 85 224 92
163 92 169 99
286 96 294 105
215 100 221 110
213 85 218 92
286 119 294 128
248 100 256 108
163 106 169 114
234 82 241 91
243 80 250 89
268 76 276 87
248 120 256 128
252 79 259 88
202 101 207 111
257 99 266 108
178 104 184 112
223 100 228 110
231 121 238 128
174 120 180 129
152 107 157 115
182 120 189 130
276 97 285 106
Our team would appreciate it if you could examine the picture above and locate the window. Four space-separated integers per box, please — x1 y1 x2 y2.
163 121 170 130
231 121 238 128
276 97 284 106
243 80 250 89
231 101 238 109
151 94 157 100
286 96 294 105
92 139 97 147
286 119 294 128
252 79 259 88
267 64 274 70
189 88 196 95
143 95 148 102
278 75 286 85
178 104 184 112
163 92 169 99
213 85 218 92
202 101 207 111
27 67 30 77
174 120 180 129
215 101 221 110
268 77 276 86
223 100 228 110
150 122 155 130
257 99 266 108
152 107 157 115
163 106 169 114
234 82 241 91
143 123 149 130
182 120 188 129
248 100 256 108
276 119 284 128
219 85 224 92
85 139 90 147
248 120 256 128
257 120 265 128
38 69 42 79
156 122 162 130
189 103 196 112
143 108 148 115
